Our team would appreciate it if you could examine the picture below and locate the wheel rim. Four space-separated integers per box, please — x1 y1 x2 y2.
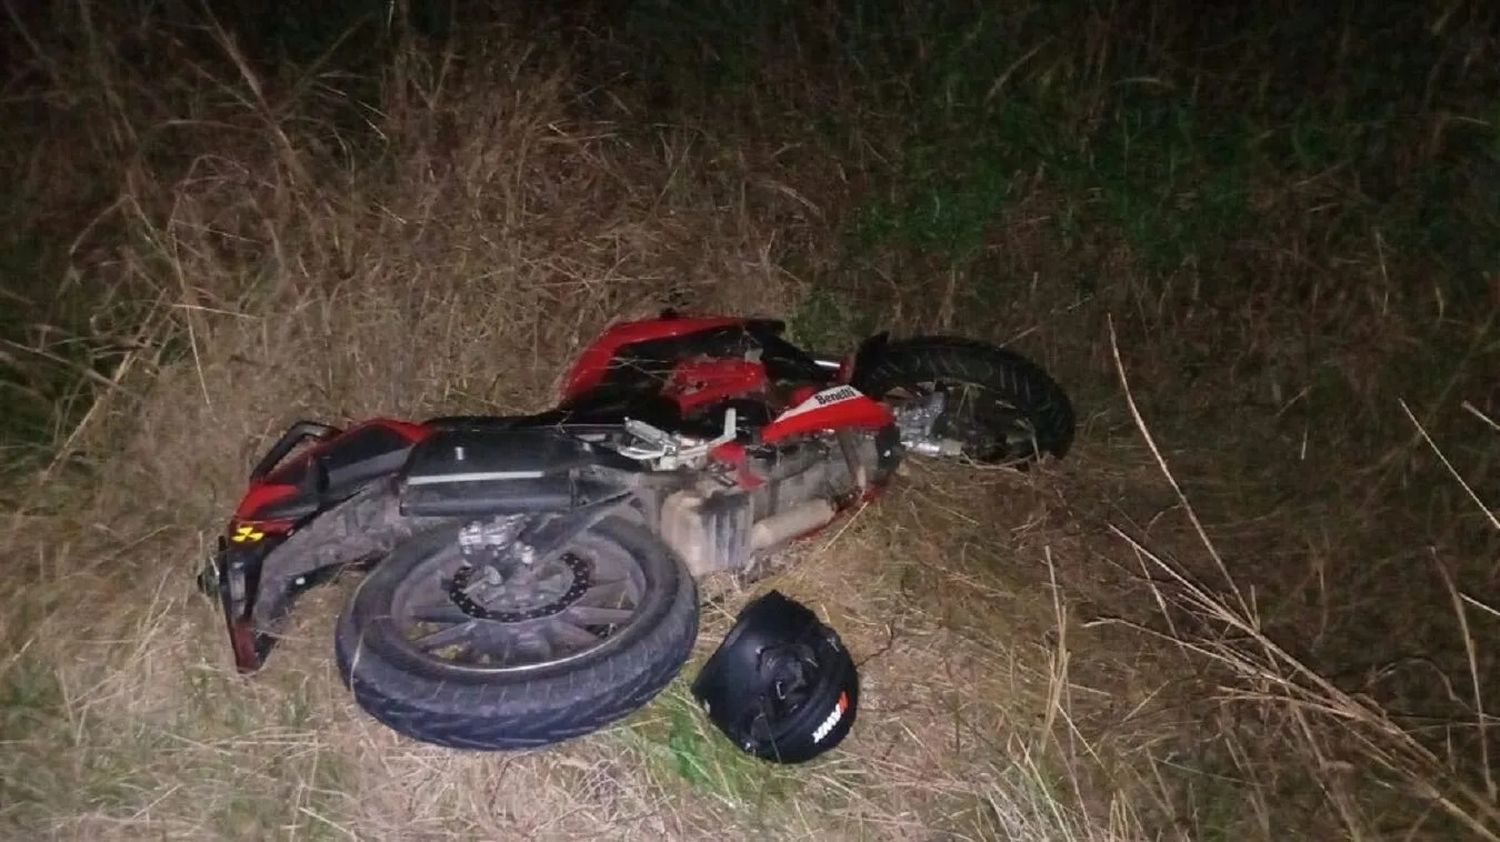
887 380 1040 463
384 527 647 674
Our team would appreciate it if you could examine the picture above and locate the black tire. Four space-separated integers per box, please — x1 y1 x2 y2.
335 516 697 750
854 336 1075 461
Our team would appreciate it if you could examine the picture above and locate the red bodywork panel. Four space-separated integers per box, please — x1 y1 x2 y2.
560 316 747 402
233 481 301 524
233 418 432 528
666 357 768 412
759 386 893 444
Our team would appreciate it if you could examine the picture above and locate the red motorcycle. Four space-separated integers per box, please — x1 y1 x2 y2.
204 314 1074 749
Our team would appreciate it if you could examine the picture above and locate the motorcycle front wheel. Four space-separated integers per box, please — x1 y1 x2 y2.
335 515 697 750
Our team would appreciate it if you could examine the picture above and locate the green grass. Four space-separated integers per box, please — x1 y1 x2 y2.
618 681 808 811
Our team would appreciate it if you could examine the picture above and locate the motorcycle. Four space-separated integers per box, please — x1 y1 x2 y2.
203 313 1074 750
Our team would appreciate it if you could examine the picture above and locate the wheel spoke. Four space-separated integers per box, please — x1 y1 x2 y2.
547 619 603 649
576 579 630 607
459 621 525 666
563 605 635 626
410 603 472 624
475 624 519 666
525 632 555 662
414 621 477 651
390 534 647 673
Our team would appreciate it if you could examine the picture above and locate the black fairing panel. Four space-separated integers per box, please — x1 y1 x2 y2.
404 428 594 479
398 428 630 516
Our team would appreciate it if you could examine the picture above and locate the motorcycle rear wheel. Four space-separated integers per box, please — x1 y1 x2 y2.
855 336 1075 463
335 516 696 750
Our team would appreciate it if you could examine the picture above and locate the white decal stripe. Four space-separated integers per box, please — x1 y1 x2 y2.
776 385 864 421
406 470 546 485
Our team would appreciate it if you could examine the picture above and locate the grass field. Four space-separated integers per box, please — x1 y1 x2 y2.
2 2 1498 839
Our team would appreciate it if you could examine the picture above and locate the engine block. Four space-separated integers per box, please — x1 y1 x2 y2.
657 433 881 577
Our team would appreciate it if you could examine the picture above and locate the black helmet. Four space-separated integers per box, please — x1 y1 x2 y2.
691 590 859 763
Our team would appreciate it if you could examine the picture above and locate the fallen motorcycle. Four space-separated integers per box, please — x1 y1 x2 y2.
203 314 1074 750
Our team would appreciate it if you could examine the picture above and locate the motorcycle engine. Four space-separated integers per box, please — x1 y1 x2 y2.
659 431 883 578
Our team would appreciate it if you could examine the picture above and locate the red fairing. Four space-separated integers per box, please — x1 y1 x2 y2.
666 358 767 411
232 418 432 523
355 418 432 445
560 316 746 401
760 385 893 443
233 483 300 523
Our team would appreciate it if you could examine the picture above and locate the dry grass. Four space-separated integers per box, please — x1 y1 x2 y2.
2 2 1498 840
0 10 1120 841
